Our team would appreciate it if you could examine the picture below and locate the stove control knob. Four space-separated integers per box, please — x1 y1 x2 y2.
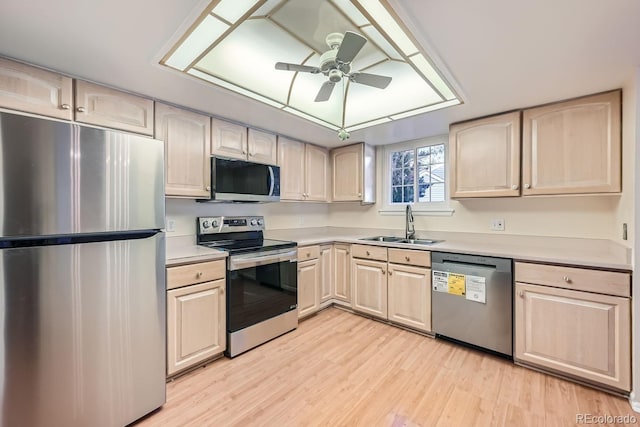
257 219 264 226
250 219 258 226
212 220 218 227
202 220 210 229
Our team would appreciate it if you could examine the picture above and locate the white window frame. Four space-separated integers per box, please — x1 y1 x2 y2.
379 135 454 216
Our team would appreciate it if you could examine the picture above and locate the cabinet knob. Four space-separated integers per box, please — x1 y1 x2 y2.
346 250 350 255
388 271 392 275
206 186 211 191
382 269 386 274
77 106 86 113
563 276 571 283
358 192 362 197
518 290 524 297
60 104 70 110
405 256 410 262
524 184 531 189
196 271 203 278
511 184 519 190
220 288 224 295
242 150 247 154
307 253 310 258
366 251 370 256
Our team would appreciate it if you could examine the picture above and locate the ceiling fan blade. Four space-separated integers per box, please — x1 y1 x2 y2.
336 31 367 64
314 81 335 102
275 62 320 73
350 72 392 89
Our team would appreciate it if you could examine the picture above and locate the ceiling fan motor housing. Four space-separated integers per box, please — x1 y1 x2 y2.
328 69 342 83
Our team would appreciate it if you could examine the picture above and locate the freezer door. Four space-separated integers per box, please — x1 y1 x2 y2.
0 112 164 238
0 233 166 427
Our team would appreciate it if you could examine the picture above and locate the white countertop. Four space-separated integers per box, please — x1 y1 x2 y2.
264 227 632 271
166 235 227 266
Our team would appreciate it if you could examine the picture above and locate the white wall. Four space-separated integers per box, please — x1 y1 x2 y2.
165 199 330 236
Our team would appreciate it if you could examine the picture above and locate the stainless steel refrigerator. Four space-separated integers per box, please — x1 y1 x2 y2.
0 112 166 426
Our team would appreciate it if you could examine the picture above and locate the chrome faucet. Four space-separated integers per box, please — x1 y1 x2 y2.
405 204 415 240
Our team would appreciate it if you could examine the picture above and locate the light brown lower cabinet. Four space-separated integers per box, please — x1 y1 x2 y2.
166 260 226 376
387 263 431 332
319 245 333 305
298 257 320 318
333 244 351 304
351 258 388 319
514 265 631 392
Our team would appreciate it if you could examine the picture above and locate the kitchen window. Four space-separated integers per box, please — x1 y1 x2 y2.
380 136 453 215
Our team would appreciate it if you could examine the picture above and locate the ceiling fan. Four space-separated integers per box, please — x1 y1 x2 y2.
275 31 392 102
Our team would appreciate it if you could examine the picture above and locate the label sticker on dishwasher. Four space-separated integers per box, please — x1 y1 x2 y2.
465 275 486 304
447 273 466 296
432 271 449 292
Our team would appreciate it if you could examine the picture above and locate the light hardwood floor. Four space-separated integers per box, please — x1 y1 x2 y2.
137 308 636 427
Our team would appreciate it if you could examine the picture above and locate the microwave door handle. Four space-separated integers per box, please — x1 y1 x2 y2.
268 166 275 196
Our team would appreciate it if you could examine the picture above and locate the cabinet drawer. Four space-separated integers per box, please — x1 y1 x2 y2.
167 260 226 290
388 248 430 267
298 245 320 261
515 262 630 297
351 244 387 262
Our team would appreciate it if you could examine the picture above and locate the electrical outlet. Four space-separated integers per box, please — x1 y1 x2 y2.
490 219 505 231
166 219 176 232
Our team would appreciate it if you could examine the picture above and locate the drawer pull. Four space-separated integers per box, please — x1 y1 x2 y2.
366 251 370 256
405 256 410 262
511 184 519 190
196 271 203 278
307 253 310 258
61 103 70 110
77 106 86 113
563 276 571 283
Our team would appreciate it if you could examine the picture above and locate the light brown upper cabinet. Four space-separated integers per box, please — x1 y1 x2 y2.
522 90 621 195
331 143 375 203
247 128 277 165
278 137 329 201
155 103 211 198
449 111 521 198
0 57 74 120
74 80 154 136
211 119 277 165
211 118 247 160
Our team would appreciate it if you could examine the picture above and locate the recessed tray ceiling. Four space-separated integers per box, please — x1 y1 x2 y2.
161 0 461 132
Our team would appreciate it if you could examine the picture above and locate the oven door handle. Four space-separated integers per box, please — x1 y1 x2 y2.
229 249 297 271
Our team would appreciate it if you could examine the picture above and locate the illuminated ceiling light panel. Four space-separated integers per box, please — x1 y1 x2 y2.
160 0 462 132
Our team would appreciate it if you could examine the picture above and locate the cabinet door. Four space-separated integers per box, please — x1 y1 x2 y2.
211 118 247 160
298 258 320 318
248 128 277 165
306 144 329 201
167 279 226 376
515 282 630 391
333 244 351 303
0 57 73 120
387 264 431 332
319 245 333 304
277 137 305 200
449 111 521 198
155 103 211 198
332 143 363 201
522 90 621 195
351 258 387 319
74 80 154 136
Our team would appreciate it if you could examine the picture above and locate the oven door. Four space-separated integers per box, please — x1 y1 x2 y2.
227 247 297 332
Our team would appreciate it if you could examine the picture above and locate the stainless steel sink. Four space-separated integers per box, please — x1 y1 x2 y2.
359 236 443 245
359 236 404 242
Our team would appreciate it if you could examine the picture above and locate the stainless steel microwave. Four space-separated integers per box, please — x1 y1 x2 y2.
199 157 280 203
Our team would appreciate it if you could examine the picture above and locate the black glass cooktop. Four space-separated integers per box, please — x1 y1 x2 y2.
199 238 296 255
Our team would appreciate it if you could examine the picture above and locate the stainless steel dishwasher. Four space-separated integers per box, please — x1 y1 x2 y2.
431 252 513 357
